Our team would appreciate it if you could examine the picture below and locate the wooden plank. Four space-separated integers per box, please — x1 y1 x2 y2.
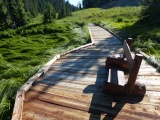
83 46 122 50
139 68 157 72
61 55 107 59
145 85 160 91
30 84 160 105
23 106 63 120
23 98 107 120
49 66 107 75
33 83 102 95
26 90 111 113
25 91 160 120
136 80 160 86
72 51 121 55
34 80 102 90
138 72 160 76
37 71 107 83
54 60 105 66
55 58 106 64
12 89 25 120
38 77 103 86
65 53 109 57
108 69 125 86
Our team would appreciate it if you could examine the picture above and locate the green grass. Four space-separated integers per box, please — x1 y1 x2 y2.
0 19 90 119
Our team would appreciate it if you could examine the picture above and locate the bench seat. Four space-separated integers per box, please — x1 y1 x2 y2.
103 68 126 94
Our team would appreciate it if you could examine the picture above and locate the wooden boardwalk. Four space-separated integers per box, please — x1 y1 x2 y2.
13 24 160 120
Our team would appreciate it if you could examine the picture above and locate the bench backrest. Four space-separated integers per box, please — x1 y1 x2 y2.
123 40 134 72
122 39 143 95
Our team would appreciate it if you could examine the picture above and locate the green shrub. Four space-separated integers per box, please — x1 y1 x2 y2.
117 18 123 22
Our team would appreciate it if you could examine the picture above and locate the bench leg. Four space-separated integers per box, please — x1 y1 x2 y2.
124 82 146 96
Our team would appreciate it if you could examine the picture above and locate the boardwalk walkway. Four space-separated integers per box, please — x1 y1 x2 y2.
16 24 160 120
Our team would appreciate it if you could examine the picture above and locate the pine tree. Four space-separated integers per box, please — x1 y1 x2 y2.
58 0 66 19
65 0 70 16
0 0 9 28
43 3 56 23
7 0 28 27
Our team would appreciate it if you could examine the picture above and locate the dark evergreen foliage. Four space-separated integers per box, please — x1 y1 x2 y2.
141 0 160 21
43 3 56 23
0 0 78 29
82 0 110 8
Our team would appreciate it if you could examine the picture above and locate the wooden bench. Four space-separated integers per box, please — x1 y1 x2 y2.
102 38 146 96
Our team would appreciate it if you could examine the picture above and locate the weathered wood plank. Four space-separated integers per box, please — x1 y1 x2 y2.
23 98 107 120
12 89 25 120
30 84 160 105
49 66 107 74
54 60 105 65
107 69 126 86
25 91 160 120
33 83 102 94
37 71 107 83
123 40 134 71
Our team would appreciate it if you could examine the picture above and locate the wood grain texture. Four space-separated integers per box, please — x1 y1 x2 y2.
123 40 134 71
12 89 25 120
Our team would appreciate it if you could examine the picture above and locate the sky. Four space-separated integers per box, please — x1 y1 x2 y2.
68 0 82 6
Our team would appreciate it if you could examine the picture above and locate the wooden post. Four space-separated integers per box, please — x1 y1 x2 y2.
126 38 133 48
123 38 133 58
125 54 143 95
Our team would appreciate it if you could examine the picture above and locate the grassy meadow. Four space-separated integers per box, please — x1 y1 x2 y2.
0 5 160 120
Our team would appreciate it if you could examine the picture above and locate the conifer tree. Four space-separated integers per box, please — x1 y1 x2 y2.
65 0 70 16
0 0 9 28
7 0 28 27
43 3 56 23
58 0 66 19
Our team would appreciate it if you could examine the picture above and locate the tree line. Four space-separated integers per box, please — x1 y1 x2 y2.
82 0 110 8
0 0 78 29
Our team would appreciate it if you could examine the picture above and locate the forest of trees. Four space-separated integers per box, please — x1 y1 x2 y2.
0 0 159 29
0 0 78 29
82 0 110 8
